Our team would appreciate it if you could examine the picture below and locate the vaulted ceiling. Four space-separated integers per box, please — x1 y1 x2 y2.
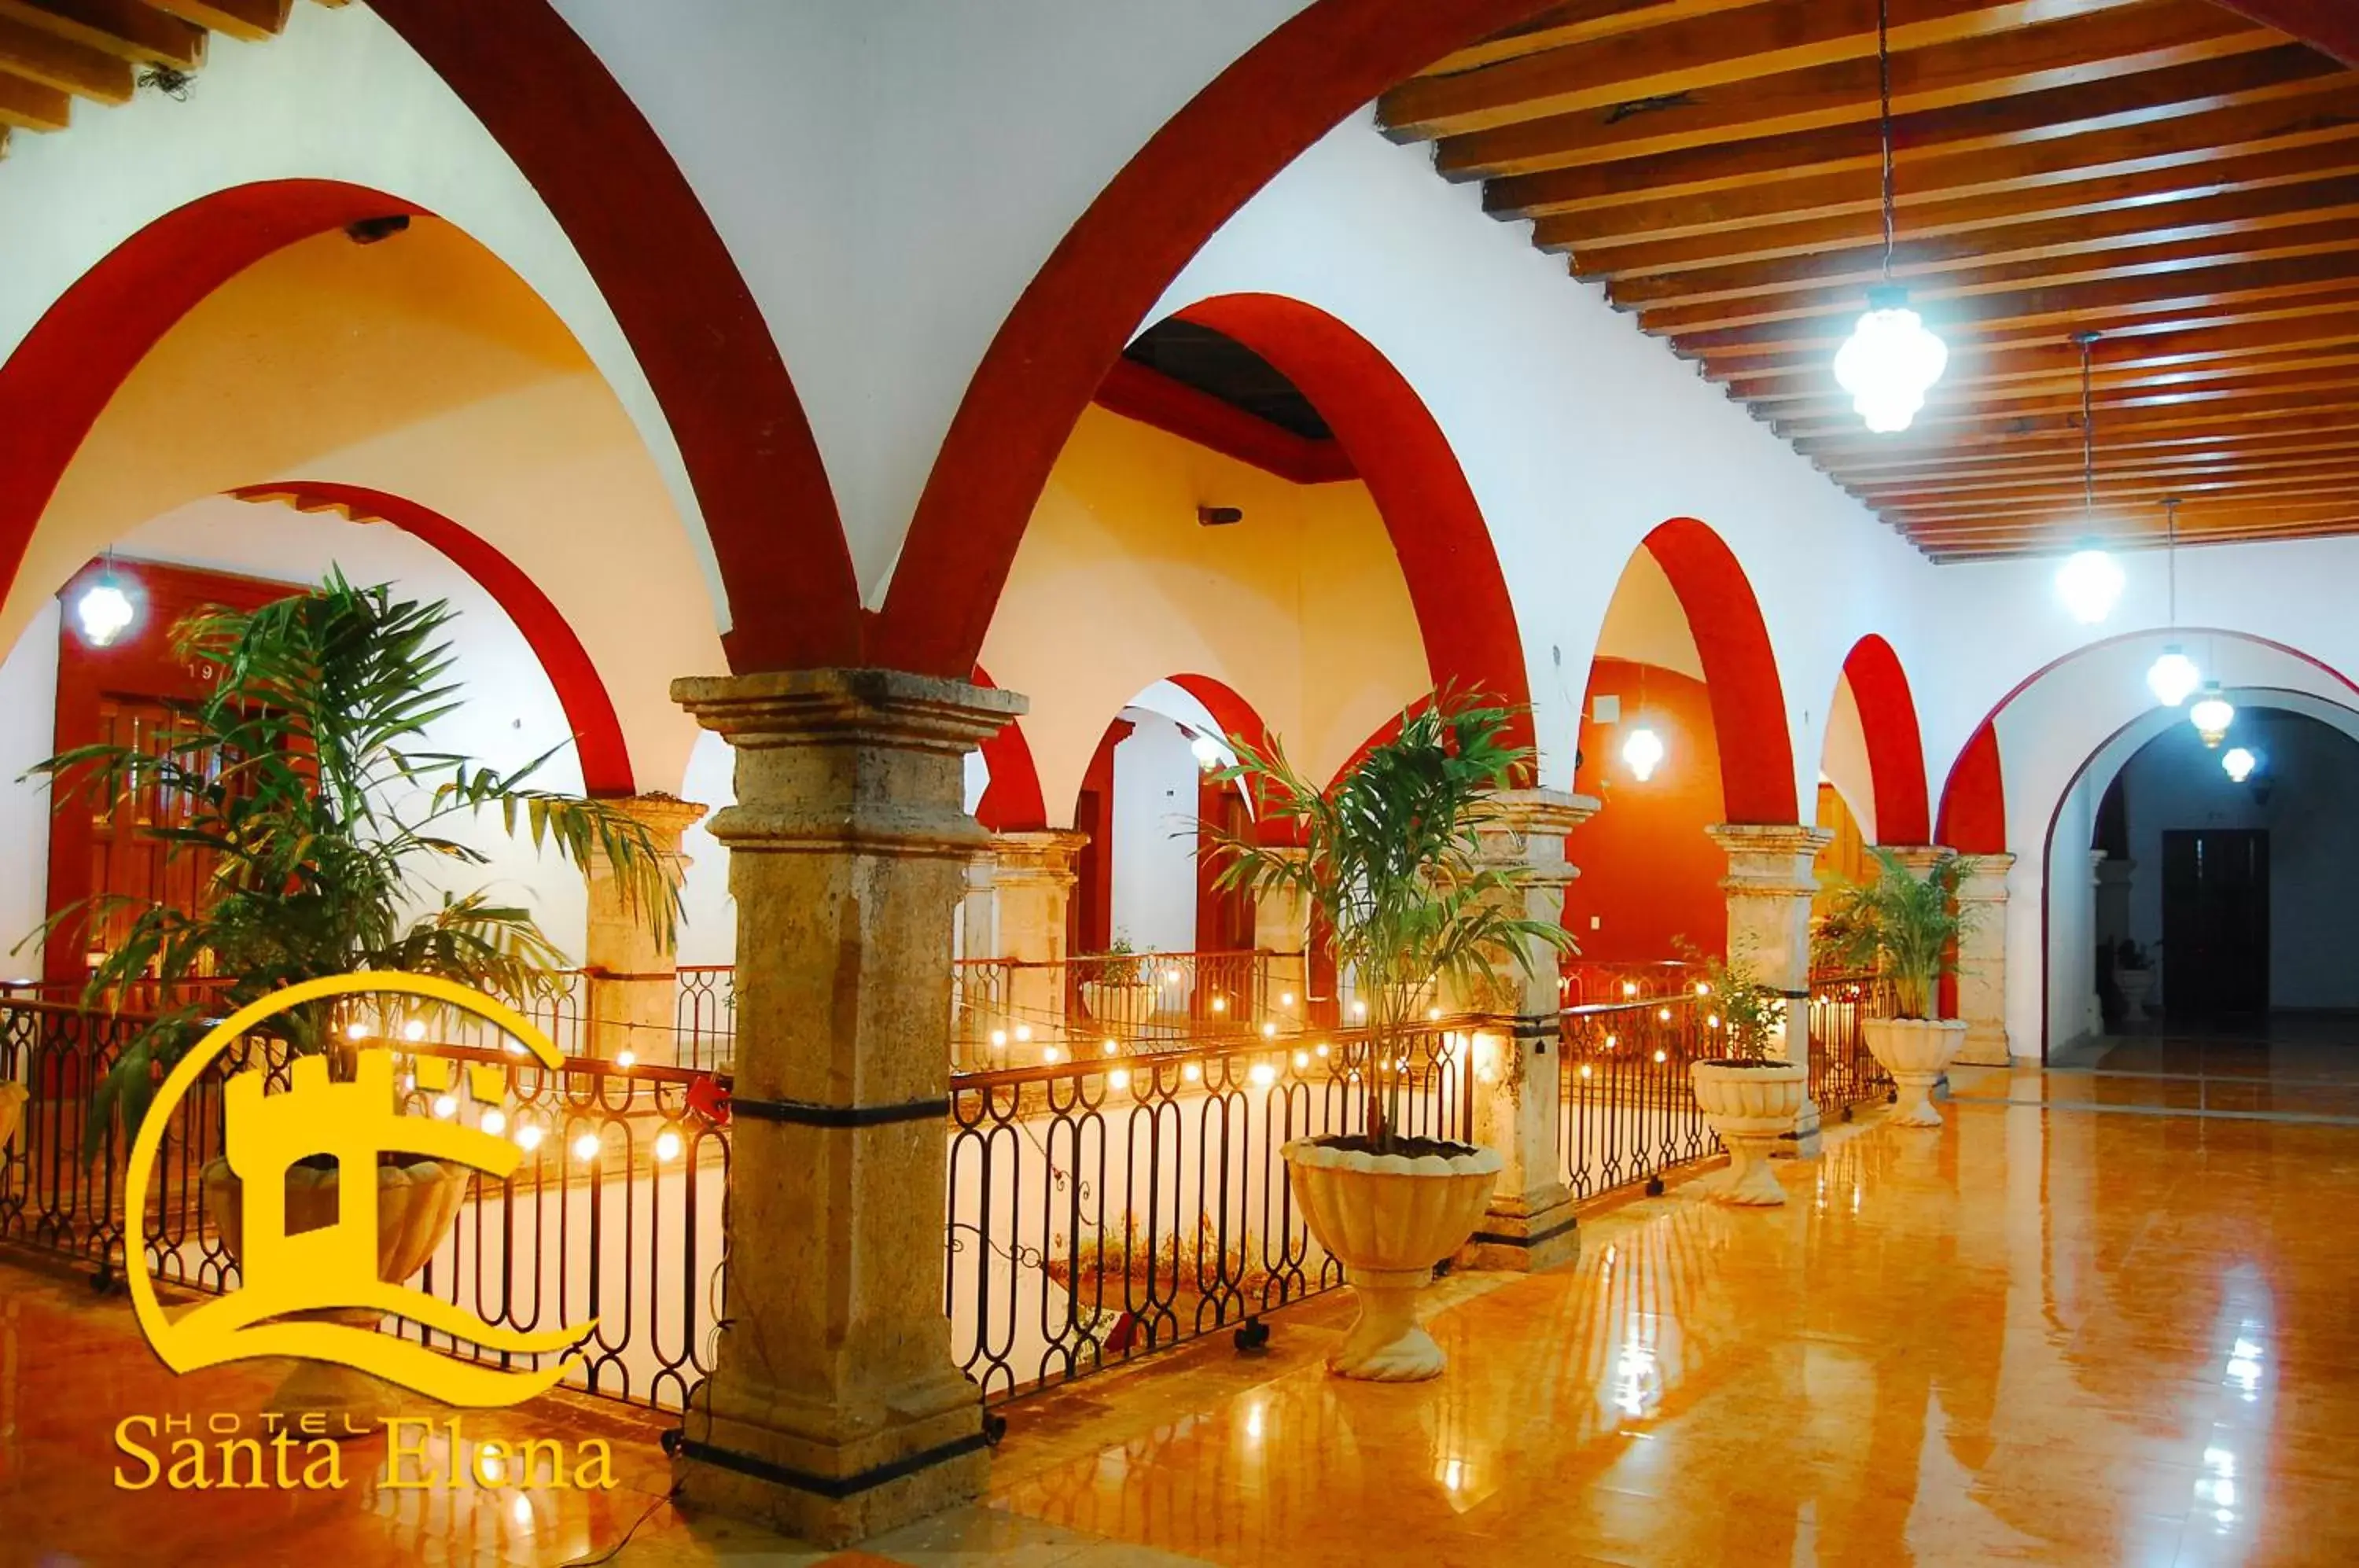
0 0 339 149
1384 0 2359 560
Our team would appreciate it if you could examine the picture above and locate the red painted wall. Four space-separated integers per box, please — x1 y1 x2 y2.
1563 659 1728 963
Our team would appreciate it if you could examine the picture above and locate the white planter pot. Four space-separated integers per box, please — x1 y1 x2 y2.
1280 1138 1502 1382
2117 969 2155 1021
1080 981 1152 1024
1687 1060 1807 1205
1864 1018 1968 1128
0 1080 24 1154
203 1156 472 1428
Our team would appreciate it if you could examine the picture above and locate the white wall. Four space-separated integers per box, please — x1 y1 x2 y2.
1109 710 1201 955
2114 711 2359 1013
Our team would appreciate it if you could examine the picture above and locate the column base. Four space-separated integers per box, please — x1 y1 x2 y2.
1774 1096 1823 1159
1957 1025 2011 1066
1459 1187 1580 1272
672 1399 988 1550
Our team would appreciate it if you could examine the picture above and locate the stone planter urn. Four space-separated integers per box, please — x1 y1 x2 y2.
1280 1138 1502 1381
2116 968 2155 1023
1080 980 1153 1028
0 1080 24 1154
201 1156 472 1431
1687 1060 1808 1205
1864 1018 1968 1128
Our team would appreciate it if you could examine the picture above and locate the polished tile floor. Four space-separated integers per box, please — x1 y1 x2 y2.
9 1031 2359 1566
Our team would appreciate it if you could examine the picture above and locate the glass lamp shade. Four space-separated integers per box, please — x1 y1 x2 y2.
2147 646 2201 708
2190 685 2236 748
2221 746 2258 784
1832 292 1949 434
2055 547 2125 625
1189 732 1224 771
73 579 135 647
1621 726 1665 782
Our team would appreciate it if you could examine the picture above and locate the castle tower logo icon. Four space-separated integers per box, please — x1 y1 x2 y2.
123 972 595 1407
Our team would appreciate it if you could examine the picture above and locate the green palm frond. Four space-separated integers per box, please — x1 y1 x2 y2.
1819 848 1983 1019
17 570 684 1160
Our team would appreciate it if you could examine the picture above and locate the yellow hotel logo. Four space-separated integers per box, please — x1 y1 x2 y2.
125 972 595 1407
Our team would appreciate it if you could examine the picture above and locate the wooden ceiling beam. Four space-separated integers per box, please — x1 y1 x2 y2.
1607 178 2359 307
1795 403 2359 462
1820 421 2359 474
0 11 133 100
0 61 69 127
1744 345 2359 410
1912 501 2359 537
1383 0 2148 142
1849 444 2359 493
1429 1 2276 180
1776 369 2359 439
1634 220 2359 333
1555 138 2359 278
1878 474 2359 521
1501 68 2359 238
146 0 287 42
0 0 204 68
1481 45 2338 214
1425 0 1782 76
1662 252 2359 353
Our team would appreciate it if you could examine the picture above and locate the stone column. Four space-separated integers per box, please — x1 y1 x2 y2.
958 853 998 966
583 793 708 1066
2095 856 2135 948
1709 823 1835 1153
668 668 1024 1547
1956 853 2015 1065
1459 789 1597 1272
991 830 1087 1043
1881 845 1950 882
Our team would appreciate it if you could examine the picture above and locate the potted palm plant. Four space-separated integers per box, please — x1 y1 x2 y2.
26 573 679 1413
1078 932 1151 1025
1205 692 1568 1382
1681 943 1803 1206
1820 847 1981 1128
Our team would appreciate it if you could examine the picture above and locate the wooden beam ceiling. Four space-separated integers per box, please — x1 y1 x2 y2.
1387 0 2359 557
0 0 328 145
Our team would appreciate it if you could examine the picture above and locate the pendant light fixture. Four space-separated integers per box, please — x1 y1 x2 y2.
2190 682 2236 748
2146 497 2200 706
2054 332 2123 625
1621 666 1665 782
73 552 138 648
2221 746 2258 785
1832 0 1948 434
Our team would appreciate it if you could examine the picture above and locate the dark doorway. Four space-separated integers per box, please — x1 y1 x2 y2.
2162 829 2270 1018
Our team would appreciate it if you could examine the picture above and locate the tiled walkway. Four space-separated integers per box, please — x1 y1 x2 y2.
9 1030 2359 1566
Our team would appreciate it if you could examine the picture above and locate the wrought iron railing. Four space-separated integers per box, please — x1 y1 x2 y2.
673 964 735 1071
1806 970 1895 1114
1558 995 1722 1199
944 1020 1473 1401
1559 959 1698 1008
0 996 729 1414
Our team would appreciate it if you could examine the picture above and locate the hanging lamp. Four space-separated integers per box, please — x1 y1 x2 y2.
2221 746 2258 784
1621 666 1665 782
2146 498 2200 706
2054 333 2123 625
1832 0 1947 434
72 552 137 648
2190 683 2236 748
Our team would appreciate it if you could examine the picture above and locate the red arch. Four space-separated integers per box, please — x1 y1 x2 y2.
1838 635 1932 845
1936 722 2008 857
882 293 1533 752
232 483 635 797
1168 672 1275 760
1638 519 1798 825
970 665 1047 834
878 0 1563 678
354 0 861 670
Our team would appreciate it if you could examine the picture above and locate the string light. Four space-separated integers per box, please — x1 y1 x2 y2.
1831 0 1946 432
655 1127 683 1162
572 1132 602 1162
480 1109 507 1138
432 1095 458 1119
516 1122 544 1152
402 1019 427 1043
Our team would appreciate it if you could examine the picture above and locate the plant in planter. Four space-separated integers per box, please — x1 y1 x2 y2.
1676 941 1804 1206
24 573 679 1419
1078 932 1151 1025
1204 691 1567 1381
1820 847 1982 1128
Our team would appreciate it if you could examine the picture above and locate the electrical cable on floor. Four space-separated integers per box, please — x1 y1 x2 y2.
561 1482 682 1567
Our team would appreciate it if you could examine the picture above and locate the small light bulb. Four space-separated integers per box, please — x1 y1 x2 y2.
1654 1049 1667 1064
989 1029 1007 1047
480 1109 507 1138
1211 997 1227 1014
1164 968 1182 983
1579 1063 1593 1079
1621 726 1665 782
2147 646 2202 707
1279 992 1295 1007
1261 1021 1278 1039
1622 982 1637 998
1315 1043 1329 1058
1249 1062 1276 1087
1426 1006 1442 1021
1293 1049 1309 1068
1015 1024 1034 1042
2222 745 2258 783
345 1021 370 1041
402 1019 427 1043
2056 547 2125 625
1101 1038 1119 1056
1351 999 1367 1019
1109 1069 1131 1090
572 1132 601 1162
516 1123 543 1152
616 1049 637 1070
75 580 137 646
432 1095 458 1119
1183 1062 1202 1083
1658 1007 1672 1022
655 1128 683 1162
1042 1044 1062 1064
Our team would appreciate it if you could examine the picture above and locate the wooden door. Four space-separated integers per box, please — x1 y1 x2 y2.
2161 829 2269 1018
